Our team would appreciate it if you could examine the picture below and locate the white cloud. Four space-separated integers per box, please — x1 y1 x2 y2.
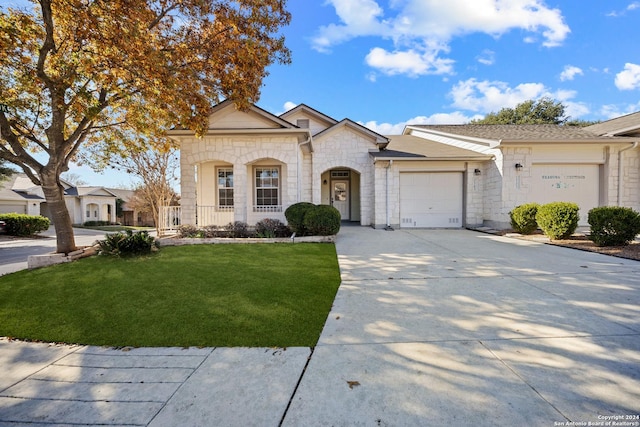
365 46 454 77
283 101 298 111
560 65 583 81
313 0 570 76
600 101 640 119
615 63 640 90
477 50 495 66
450 78 547 112
361 111 481 134
607 2 640 17
449 78 583 116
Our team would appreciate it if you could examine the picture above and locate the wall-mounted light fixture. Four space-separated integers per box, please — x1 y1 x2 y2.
323 179 328 185
474 168 481 176
515 163 523 170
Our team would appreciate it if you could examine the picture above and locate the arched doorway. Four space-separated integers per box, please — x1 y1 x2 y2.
321 168 361 223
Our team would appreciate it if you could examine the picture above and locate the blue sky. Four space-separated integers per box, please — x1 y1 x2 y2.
259 0 640 134
5 0 640 188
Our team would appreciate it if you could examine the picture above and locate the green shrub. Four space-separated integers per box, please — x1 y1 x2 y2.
588 206 640 246
255 218 290 238
285 202 316 236
509 203 540 234
98 230 158 256
536 202 580 240
0 213 50 236
303 204 341 236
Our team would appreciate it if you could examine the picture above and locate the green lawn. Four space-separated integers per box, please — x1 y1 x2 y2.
0 244 341 347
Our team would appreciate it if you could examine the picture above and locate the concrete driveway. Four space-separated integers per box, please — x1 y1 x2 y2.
0 227 639 426
284 228 640 426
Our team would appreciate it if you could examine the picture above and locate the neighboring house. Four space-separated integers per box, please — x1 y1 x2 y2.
165 101 640 231
108 188 155 227
0 173 118 224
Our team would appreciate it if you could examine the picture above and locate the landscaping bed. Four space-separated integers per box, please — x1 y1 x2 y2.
503 231 640 261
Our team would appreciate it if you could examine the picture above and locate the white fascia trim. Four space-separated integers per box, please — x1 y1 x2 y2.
405 126 499 147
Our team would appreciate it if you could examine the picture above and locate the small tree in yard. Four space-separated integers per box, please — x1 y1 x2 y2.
104 144 179 234
0 1 291 253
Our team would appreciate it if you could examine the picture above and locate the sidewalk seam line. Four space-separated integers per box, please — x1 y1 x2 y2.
144 347 216 426
278 346 315 427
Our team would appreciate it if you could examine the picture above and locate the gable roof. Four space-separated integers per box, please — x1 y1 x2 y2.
585 111 640 136
208 99 296 129
314 119 389 146
406 124 637 146
279 104 339 128
0 174 43 202
372 135 493 161
63 186 118 198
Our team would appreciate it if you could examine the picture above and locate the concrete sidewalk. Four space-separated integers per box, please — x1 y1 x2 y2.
1 227 639 426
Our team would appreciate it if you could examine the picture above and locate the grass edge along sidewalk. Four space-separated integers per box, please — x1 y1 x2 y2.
0 243 341 348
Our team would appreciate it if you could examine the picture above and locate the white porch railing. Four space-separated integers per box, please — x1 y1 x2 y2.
159 205 287 233
160 206 182 233
197 206 235 227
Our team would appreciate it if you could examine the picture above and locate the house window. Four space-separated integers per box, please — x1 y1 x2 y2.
217 168 234 209
86 210 90 218
255 167 280 209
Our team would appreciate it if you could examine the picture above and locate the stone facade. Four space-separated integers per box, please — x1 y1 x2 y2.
168 102 640 232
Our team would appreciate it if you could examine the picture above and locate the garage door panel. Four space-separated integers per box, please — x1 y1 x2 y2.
400 172 462 228
0 204 26 214
531 164 599 225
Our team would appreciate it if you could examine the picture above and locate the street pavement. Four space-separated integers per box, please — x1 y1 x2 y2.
0 227 639 426
0 227 123 276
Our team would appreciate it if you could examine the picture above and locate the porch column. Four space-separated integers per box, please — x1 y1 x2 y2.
181 163 197 226
234 163 247 223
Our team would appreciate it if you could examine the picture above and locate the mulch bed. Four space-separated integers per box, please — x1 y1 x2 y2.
501 231 640 262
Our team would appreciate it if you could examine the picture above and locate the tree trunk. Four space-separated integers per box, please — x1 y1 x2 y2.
40 171 77 254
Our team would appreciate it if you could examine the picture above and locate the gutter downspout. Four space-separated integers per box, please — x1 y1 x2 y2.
617 142 638 206
297 133 312 202
386 160 393 230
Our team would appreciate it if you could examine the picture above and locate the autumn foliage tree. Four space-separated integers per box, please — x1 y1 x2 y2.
0 0 291 253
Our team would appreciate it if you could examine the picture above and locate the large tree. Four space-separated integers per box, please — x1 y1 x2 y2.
0 0 290 253
471 97 568 125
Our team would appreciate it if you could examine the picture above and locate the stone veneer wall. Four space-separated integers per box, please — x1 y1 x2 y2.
180 135 301 226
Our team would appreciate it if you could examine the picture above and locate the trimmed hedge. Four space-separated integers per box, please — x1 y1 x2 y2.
588 206 640 246
284 202 316 236
303 204 341 236
0 213 50 236
509 203 540 234
536 202 580 240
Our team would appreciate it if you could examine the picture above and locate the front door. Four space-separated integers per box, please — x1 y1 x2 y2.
332 180 349 220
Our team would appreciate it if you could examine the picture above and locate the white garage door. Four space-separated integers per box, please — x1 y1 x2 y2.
531 164 600 225
400 172 463 228
0 203 26 214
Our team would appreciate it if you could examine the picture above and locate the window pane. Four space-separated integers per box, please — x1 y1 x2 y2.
218 168 234 207
255 167 280 206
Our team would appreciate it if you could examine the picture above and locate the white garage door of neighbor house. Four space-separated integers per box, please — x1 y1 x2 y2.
400 172 463 228
0 204 26 214
531 164 600 225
